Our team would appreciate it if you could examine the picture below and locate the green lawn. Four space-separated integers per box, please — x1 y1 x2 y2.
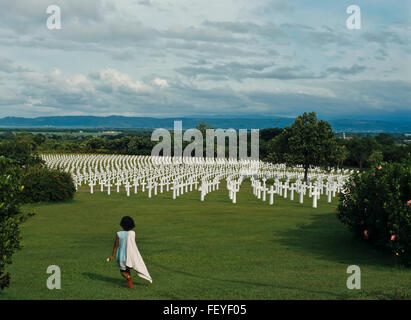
1 183 410 300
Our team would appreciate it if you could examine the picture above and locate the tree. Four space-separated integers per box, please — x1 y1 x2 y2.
375 133 395 146
33 134 46 146
0 140 43 166
196 123 214 136
345 136 379 169
0 131 15 141
260 128 283 160
127 136 154 155
335 144 349 168
260 128 283 141
0 157 23 289
273 112 339 180
85 138 105 151
368 150 383 167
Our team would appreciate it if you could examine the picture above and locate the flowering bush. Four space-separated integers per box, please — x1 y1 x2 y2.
20 166 76 203
337 158 411 265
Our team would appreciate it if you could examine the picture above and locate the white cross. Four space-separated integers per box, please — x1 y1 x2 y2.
261 184 268 201
299 185 304 204
141 180 147 192
256 182 262 199
289 184 296 201
283 183 289 199
268 186 275 205
312 186 319 208
89 180 96 194
147 182 153 198
106 181 112 195
116 180 122 193
125 182 131 197
200 183 207 201
232 181 240 204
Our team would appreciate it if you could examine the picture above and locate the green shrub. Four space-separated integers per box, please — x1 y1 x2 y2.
337 158 411 265
0 156 23 289
0 140 43 167
20 166 76 203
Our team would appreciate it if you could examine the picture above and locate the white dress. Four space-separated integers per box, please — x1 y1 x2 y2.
125 230 152 283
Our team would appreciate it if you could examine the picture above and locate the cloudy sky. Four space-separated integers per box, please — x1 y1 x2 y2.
0 0 410 120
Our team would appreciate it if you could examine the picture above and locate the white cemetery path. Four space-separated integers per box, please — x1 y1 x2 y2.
41 154 354 208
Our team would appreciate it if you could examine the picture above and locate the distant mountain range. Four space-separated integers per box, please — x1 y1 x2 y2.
0 116 409 133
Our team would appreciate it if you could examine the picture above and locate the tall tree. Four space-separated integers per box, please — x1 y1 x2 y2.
273 112 339 180
345 136 379 169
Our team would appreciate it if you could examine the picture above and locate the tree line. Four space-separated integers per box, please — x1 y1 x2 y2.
0 113 410 171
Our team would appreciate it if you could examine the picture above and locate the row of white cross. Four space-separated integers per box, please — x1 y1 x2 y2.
42 154 353 208
250 176 341 207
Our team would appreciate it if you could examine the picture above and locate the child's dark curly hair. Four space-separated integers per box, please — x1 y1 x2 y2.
120 216 135 231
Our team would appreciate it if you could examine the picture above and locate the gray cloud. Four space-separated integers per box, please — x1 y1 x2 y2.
165 40 262 58
363 31 405 46
176 61 274 80
110 51 135 61
136 0 152 7
248 66 325 80
326 64 367 76
176 61 324 81
161 25 245 43
0 57 31 73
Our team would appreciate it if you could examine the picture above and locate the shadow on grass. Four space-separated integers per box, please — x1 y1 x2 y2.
148 261 350 299
275 212 395 267
82 272 145 287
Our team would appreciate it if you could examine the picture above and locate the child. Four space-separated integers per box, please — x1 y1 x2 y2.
108 216 152 288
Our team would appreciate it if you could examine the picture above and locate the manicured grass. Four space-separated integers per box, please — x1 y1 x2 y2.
1 183 410 300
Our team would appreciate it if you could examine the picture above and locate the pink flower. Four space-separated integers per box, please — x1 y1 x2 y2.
391 235 396 241
377 165 382 170
364 230 369 239
407 200 411 206
22 165 26 169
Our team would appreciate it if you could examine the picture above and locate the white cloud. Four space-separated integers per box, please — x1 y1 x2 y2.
92 68 153 93
152 77 169 87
